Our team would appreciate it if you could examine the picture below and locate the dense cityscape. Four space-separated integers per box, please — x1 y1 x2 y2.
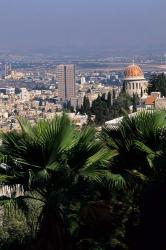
0 51 166 131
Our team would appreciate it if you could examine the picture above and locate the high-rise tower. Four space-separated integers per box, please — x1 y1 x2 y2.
57 64 75 101
0 63 11 79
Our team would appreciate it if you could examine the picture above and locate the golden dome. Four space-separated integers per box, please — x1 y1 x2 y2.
124 64 144 79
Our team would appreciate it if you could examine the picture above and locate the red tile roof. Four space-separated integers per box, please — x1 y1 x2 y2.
145 96 156 105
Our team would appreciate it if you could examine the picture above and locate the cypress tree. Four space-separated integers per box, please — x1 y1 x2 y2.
80 105 84 114
132 94 137 113
112 88 116 100
107 92 112 109
101 93 106 101
83 96 90 114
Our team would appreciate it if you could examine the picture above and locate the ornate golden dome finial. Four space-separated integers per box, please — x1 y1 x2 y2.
132 58 135 65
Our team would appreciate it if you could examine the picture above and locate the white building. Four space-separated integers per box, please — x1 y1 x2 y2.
20 88 30 102
124 64 149 97
6 87 15 95
81 77 86 84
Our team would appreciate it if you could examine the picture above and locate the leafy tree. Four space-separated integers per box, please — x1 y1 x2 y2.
91 95 109 124
91 91 131 124
0 208 30 250
110 92 132 119
109 100 120 119
0 197 40 250
101 93 106 101
132 94 138 113
83 96 90 114
148 73 166 96
79 104 84 114
107 92 112 110
118 92 132 113
112 88 116 100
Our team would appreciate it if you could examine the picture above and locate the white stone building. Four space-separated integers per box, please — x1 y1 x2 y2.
123 64 149 97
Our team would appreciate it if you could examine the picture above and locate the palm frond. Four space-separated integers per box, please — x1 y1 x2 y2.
104 171 127 190
17 116 35 138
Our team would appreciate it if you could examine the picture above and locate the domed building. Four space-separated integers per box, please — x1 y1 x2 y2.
123 64 149 97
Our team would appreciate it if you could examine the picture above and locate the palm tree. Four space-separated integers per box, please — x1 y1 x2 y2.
102 111 166 186
0 114 114 250
102 110 166 250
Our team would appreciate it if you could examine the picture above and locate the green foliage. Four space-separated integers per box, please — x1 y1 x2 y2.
132 94 138 113
148 73 166 96
0 111 166 249
101 111 166 250
0 198 40 250
0 209 28 249
0 114 115 250
91 95 109 124
102 111 166 186
78 90 132 125
91 91 132 124
110 92 132 119
107 91 112 109
82 96 91 114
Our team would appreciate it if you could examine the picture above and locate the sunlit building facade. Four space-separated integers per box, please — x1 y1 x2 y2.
124 64 148 97
57 64 75 101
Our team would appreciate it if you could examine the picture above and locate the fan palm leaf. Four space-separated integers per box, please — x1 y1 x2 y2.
0 113 117 250
102 111 166 186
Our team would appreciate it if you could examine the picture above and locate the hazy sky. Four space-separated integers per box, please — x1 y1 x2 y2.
0 0 165 53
